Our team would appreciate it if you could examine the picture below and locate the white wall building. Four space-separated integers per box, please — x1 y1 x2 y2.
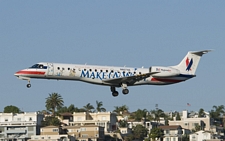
169 110 211 131
65 112 117 133
0 112 44 141
189 130 212 141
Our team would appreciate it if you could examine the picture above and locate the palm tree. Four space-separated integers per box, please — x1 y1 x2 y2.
96 101 106 112
132 109 148 121
150 109 165 125
113 105 129 114
45 92 64 116
209 105 225 122
83 103 94 112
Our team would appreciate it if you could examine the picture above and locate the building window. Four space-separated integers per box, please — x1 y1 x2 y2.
166 138 169 141
82 134 88 137
166 130 170 134
5 119 8 122
173 137 176 141
29 117 32 121
17 118 21 121
101 116 106 120
81 128 86 131
53 129 58 132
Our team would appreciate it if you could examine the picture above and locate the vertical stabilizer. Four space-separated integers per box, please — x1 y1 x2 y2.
171 50 211 75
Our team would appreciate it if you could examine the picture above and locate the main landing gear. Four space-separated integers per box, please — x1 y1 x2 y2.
110 83 129 97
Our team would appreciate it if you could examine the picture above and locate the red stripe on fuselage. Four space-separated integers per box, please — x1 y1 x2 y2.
151 78 184 83
15 71 45 75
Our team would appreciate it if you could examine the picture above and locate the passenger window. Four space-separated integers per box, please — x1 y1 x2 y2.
58 67 60 70
39 65 43 68
111 70 114 73
84 69 86 71
62 68 64 70
95 69 97 72
89 69 92 71
106 70 108 72
100 70 103 72
68 68 70 70
139 72 141 74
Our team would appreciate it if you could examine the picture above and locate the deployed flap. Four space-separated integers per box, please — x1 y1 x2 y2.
103 72 158 85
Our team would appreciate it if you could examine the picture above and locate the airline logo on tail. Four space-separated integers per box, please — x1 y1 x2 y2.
186 57 193 71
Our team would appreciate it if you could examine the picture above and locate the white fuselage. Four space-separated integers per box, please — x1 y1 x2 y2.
15 62 194 87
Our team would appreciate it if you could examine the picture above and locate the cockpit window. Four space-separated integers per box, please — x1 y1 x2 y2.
30 64 39 68
29 64 47 69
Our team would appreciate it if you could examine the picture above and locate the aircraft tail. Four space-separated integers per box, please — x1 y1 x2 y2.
171 50 211 75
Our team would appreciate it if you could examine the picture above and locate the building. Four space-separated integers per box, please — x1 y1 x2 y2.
169 110 212 131
63 112 117 133
158 125 183 141
63 125 105 141
0 112 44 141
29 135 76 141
189 130 212 141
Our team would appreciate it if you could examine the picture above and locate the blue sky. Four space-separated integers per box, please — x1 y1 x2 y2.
0 1 224 113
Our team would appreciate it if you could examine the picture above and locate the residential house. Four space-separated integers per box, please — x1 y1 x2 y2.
189 130 212 141
158 125 183 141
63 125 105 141
65 112 117 133
169 110 212 131
0 112 44 141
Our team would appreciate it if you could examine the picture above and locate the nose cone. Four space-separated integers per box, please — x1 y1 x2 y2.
14 70 21 77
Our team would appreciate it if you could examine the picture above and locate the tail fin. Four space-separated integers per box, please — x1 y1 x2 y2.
171 50 212 75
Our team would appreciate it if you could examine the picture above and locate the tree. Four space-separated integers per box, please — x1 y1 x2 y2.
83 103 94 112
176 112 181 120
4 105 20 113
198 108 205 117
132 109 148 121
151 109 165 125
149 127 163 141
118 119 128 127
45 93 64 116
41 116 61 126
95 101 106 112
209 105 225 121
133 124 148 140
113 105 129 114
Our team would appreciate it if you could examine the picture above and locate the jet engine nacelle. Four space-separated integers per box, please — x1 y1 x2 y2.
150 66 180 78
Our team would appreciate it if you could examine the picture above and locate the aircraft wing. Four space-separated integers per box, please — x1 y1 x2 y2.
102 72 158 85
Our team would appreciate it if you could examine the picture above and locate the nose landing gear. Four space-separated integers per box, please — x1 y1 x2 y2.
26 79 31 88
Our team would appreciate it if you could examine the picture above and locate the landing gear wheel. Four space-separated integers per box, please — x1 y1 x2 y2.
27 84 31 88
112 91 119 97
122 89 129 95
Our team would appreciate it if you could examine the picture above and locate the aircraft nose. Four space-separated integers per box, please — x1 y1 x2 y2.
14 71 21 77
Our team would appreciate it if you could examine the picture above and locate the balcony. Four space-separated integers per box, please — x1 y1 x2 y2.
5 129 26 134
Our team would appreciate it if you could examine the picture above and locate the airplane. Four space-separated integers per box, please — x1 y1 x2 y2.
14 50 211 97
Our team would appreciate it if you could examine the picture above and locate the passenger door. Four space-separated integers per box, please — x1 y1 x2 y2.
47 63 54 76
